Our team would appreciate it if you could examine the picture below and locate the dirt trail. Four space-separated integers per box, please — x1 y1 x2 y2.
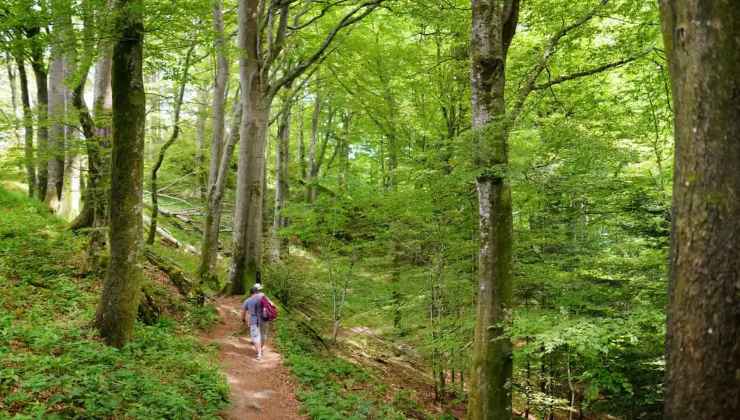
203 296 304 420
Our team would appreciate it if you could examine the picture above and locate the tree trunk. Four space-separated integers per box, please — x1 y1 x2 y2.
196 0 230 288
339 112 351 190
209 0 228 188
298 99 307 182
467 1 520 420
45 50 66 209
5 57 22 149
306 90 321 202
15 56 37 197
271 95 292 262
195 89 208 200
71 45 113 266
659 2 740 418
30 55 49 202
96 0 145 348
199 92 242 284
229 0 268 295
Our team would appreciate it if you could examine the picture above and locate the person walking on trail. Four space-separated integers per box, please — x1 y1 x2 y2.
241 283 270 360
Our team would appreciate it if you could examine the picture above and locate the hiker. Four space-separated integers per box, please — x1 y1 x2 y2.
240 283 277 360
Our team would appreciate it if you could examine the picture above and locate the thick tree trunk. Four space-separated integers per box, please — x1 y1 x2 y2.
659 2 740 418
199 93 242 283
96 0 145 348
229 0 267 294
271 96 292 262
15 56 36 197
467 1 519 420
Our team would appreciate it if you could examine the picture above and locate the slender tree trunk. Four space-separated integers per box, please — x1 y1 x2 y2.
209 0 228 187
306 91 320 202
659 2 740 418
467 1 520 419
5 57 22 148
73 45 113 267
15 56 37 197
298 100 307 182
28 26 49 201
229 0 266 294
195 89 208 200
271 95 292 261
147 44 195 245
199 93 242 283
196 0 231 287
339 112 351 190
96 0 145 348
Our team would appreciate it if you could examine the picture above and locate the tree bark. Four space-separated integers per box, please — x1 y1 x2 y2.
15 56 36 197
659 2 740 418
96 0 145 348
467 1 519 420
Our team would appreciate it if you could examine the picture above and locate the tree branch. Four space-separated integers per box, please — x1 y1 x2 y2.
268 0 384 98
532 50 651 91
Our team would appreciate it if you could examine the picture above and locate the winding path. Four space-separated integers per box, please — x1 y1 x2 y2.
203 296 304 420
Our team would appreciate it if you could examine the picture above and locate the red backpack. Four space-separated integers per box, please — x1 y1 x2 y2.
261 295 278 322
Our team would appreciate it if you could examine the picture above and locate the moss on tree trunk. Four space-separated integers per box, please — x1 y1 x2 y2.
95 0 145 348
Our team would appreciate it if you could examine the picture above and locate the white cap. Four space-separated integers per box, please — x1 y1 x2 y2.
253 283 263 290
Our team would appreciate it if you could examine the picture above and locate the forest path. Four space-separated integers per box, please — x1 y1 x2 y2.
202 296 304 420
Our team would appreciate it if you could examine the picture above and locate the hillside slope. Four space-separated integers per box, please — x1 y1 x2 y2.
0 186 228 418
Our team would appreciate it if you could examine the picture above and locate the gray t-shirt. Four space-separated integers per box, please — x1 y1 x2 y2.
243 293 264 325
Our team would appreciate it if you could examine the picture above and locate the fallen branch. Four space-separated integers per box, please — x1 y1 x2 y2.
143 214 200 255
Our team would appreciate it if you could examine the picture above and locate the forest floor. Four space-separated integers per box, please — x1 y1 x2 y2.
202 296 304 420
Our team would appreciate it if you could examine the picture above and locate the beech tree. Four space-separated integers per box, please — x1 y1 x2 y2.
659 1 740 418
467 1 651 418
96 0 145 348
228 0 385 294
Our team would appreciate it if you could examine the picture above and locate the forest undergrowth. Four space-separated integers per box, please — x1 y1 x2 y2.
0 185 228 419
